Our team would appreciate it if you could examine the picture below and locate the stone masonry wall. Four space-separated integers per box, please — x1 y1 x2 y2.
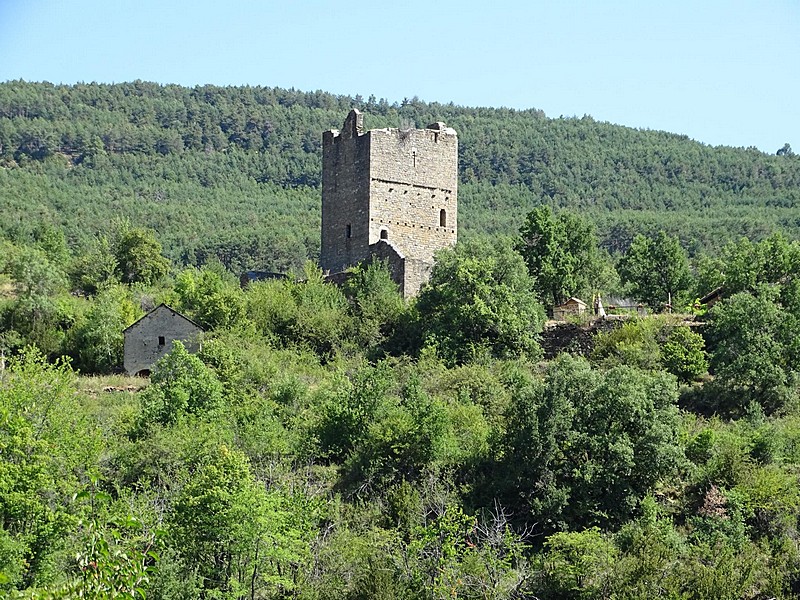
369 240 407 295
321 111 372 274
320 110 458 296
123 306 203 375
367 126 457 263
365 241 434 298
402 256 434 298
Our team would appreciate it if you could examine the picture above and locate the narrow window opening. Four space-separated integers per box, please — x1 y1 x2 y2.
380 229 388 240
346 224 352 238
158 335 166 347
439 209 447 227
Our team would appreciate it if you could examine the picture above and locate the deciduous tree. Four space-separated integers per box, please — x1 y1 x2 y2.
415 238 545 365
112 225 170 285
618 231 691 310
516 206 604 306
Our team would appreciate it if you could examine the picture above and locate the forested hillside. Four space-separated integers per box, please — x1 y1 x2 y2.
1 80 799 270
5 81 800 599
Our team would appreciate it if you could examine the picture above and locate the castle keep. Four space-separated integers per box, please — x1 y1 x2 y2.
321 109 458 297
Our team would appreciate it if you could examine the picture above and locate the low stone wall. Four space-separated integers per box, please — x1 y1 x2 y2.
539 317 626 359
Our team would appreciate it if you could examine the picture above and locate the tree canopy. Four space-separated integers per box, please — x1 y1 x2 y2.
516 206 604 306
618 230 692 309
4 80 800 599
414 238 545 365
2 80 800 270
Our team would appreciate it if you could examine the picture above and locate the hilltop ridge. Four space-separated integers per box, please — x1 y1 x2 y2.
1 80 798 270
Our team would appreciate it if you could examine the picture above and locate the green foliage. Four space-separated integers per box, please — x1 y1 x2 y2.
342 376 450 492
5 79 800 598
69 236 119 296
662 324 709 382
136 341 224 429
618 230 692 309
167 444 314 598
591 317 708 382
314 362 392 461
174 264 244 330
4 295 800 597
3 81 800 270
516 206 606 306
707 289 800 414
8 514 159 599
541 528 617 598
591 318 665 372
406 504 478 596
610 496 685 597
112 225 171 285
415 238 545 365
246 263 353 358
501 355 682 530
0 348 101 590
1 243 71 356
341 259 405 350
723 233 800 296
70 285 140 374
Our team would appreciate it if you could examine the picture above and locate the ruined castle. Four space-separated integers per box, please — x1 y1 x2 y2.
321 109 458 297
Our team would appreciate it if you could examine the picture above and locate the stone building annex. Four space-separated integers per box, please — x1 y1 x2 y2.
321 109 458 297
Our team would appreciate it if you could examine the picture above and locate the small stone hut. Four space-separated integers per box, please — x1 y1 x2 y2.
123 304 203 376
699 286 724 308
553 297 587 321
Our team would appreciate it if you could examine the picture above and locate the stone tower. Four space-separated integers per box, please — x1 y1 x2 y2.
321 109 458 297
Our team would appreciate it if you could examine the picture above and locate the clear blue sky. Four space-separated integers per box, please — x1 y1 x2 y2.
1 0 797 153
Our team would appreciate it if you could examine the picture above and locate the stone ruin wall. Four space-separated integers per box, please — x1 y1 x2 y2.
320 112 371 274
368 240 434 298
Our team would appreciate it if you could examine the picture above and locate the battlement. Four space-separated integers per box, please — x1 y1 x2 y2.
321 110 458 296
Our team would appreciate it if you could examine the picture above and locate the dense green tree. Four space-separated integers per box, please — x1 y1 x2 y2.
167 445 314 598
591 317 708 382
415 238 545 365
1 243 73 356
137 341 225 429
0 349 101 589
315 362 393 462
246 263 353 358
341 259 405 350
70 285 140 374
692 252 725 300
540 528 617 597
618 231 692 310
707 288 800 414
69 235 118 295
662 324 708 383
516 205 605 306
777 143 794 157
716 233 800 297
112 225 171 285
591 317 666 372
343 375 450 491
501 355 682 530
174 263 244 330
6 244 67 327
